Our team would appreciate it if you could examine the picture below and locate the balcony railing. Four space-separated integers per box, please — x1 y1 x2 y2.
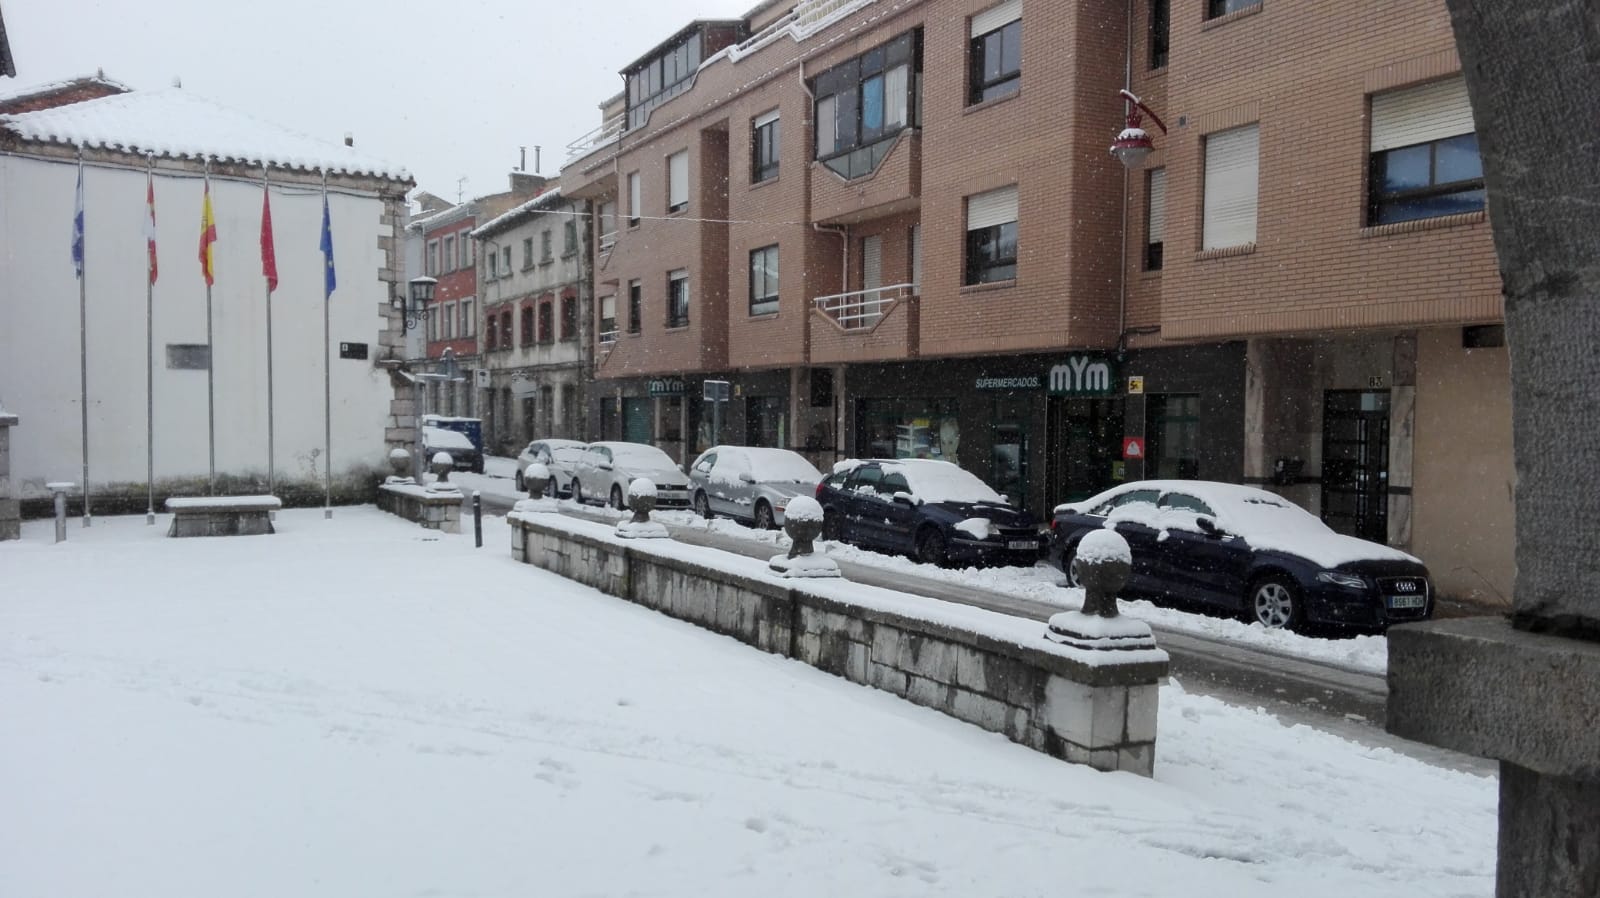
598 328 619 345
812 283 916 330
564 113 625 167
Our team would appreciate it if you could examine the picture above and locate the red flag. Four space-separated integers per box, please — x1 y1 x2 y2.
144 171 158 285
198 181 216 286
260 186 278 292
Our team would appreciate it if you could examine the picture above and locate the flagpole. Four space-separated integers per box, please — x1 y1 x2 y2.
203 158 216 496
76 149 92 528
263 165 276 499
146 155 156 525
321 170 332 519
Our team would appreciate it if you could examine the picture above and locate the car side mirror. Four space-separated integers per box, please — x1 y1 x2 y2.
739 472 756 484
1197 516 1222 537
892 491 916 506
599 463 613 472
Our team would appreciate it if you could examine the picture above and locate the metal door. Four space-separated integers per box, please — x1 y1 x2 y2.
1321 390 1390 544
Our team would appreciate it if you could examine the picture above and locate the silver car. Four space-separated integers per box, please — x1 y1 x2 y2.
688 446 824 530
514 438 588 496
571 442 693 509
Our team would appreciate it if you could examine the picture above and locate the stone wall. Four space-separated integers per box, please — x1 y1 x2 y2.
0 411 17 540
376 483 462 533
508 512 1167 775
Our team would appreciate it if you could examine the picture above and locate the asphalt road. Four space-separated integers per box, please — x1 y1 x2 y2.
475 490 1491 775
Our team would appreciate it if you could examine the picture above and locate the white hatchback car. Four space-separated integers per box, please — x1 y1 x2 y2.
570 442 692 510
687 446 823 529
514 438 588 496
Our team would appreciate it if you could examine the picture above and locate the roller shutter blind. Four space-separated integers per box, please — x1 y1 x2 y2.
971 0 1021 36
967 184 1019 230
1147 168 1167 244
1371 76 1474 152
1202 124 1258 250
667 151 689 209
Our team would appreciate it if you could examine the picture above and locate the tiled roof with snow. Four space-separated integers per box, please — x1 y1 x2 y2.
0 88 409 182
472 187 568 237
0 74 133 104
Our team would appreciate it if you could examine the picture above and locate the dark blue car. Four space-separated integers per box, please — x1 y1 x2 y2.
1047 480 1433 632
816 459 1043 567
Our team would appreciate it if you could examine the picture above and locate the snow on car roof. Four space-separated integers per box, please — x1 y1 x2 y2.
421 426 475 451
596 442 676 464
1067 480 1419 567
715 447 821 483
880 459 1004 505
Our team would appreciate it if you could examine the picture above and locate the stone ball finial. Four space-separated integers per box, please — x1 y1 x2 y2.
1074 528 1133 617
525 462 552 499
628 478 659 523
782 495 824 559
388 447 412 477
431 451 454 483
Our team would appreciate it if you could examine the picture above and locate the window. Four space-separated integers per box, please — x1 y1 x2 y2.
426 240 439 276
911 224 922 286
667 151 689 213
459 231 472 268
813 31 920 179
667 269 689 328
165 344 210 370
427 306 439 342
459 299 474 337
625 30 702 130
751 110 780 183
563 221 578 256
598 200 617 248
1149 0 1168 68
1207 0 1257 18
538 302 554 344
628 279 642 334
1368 76 1483 226
522 237 534 270
500 309 512 349
1145 167 1166 271
442 302 455 340
500 245 512 276
749 244 779 316
968 1 1021 105
521 306 534 345
964 185 1018 285
487 248 498 279
561 296 577 341
1146 393 1200 479
540 230 553 262
627 173 641 226
1202 123 1259 250
600 295 618 340
442 235 456 272
486 314 499 350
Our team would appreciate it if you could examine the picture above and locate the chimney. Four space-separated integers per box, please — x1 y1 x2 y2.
519 146 527 172
344 132 354 147
509 171 548 197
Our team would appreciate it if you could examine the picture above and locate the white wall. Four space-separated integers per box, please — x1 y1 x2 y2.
0 154 397 498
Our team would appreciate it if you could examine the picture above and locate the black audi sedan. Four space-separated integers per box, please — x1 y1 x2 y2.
816 459 1043 567
1048 480 1433 632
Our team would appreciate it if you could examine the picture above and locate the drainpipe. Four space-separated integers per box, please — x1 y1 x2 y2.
1117 0 1133 357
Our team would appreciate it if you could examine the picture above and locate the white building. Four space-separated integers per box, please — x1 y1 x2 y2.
0 80 414 510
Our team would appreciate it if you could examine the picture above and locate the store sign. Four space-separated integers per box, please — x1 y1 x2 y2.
1126 375 1145 395
974 375 1044 391
648 377 685 397
1123 436 1146 460
1047 355 1117 396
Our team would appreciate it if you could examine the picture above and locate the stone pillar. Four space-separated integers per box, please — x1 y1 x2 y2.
1389 4 1600 896
0 409 18 540
1387 333 1417 551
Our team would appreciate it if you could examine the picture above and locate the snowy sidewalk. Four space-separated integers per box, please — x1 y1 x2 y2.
0 509 1496 897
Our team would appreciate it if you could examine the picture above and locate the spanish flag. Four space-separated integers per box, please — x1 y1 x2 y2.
198 181 216 286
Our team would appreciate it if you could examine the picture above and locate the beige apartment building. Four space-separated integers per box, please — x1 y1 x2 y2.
559 0 1512 603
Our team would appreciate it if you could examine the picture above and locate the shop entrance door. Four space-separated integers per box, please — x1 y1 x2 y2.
1321 390 1390 544
1044 397 1124 508
623 398 652 444
991 398 1030 510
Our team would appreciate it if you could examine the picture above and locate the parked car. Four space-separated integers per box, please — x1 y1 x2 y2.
420 414 485 473
1047 480 1433 632
515 439 588 496
570 442 692 510
687 446 823 529
420 425 482 474
814 458 1042 567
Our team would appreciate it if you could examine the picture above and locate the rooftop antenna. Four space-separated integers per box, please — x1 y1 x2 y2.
171 75 182 88
456 176 468 204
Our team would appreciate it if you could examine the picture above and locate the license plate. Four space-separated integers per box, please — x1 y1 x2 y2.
1007 539 1037 550
1388 594 1427 609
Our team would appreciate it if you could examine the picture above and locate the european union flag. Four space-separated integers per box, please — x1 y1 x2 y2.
320 192 336 298
71 164 85 279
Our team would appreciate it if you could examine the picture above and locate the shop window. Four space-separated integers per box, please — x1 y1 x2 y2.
858 397 959 460
1146 393 1200 480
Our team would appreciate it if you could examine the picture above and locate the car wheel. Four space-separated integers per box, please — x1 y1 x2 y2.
472 459 485 474
610 485 625 511
572 481 584 505
754 501 775 531
822 509 842 541
1249 575 1303 631
515 471 525 491
1062 543 1085 589
916 528 948 567
546 479 559 499
694 491 712 520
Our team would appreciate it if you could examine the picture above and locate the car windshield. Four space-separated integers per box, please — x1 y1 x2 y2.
421 426 474 451
609 444 676 469
888 462 1005 505
551 447 587 464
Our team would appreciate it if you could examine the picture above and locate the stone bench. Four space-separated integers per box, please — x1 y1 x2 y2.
165 496 281 537
376 482 462 533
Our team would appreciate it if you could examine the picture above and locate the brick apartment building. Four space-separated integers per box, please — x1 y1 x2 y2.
558 0 1512 603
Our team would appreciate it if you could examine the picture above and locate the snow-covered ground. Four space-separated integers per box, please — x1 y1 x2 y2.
1 508 1495 897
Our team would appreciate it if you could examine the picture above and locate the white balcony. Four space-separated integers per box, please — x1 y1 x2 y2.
812 283 916 330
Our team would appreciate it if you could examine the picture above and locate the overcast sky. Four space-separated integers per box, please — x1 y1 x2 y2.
8 0 757 200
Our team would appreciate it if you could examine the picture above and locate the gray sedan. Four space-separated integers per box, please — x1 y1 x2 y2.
688 446 823 530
